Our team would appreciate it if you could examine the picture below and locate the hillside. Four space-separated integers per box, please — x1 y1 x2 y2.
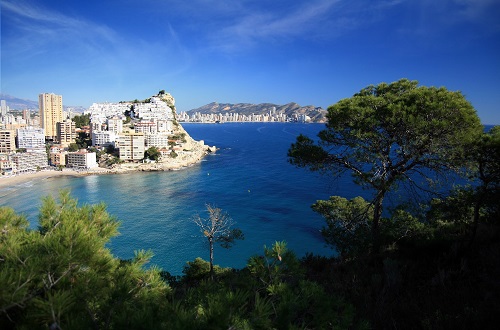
187 102 327 123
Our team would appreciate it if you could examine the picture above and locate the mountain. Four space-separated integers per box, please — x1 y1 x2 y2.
0 94 39 110
187 102 327 123
0 93 86 112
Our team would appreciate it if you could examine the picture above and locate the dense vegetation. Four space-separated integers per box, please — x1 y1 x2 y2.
1 79 499 329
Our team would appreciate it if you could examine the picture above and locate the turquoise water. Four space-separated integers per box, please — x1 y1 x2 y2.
1 123 357 275
2 122 482 274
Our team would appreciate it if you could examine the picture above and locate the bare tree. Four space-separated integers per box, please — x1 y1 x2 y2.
193 204 244 279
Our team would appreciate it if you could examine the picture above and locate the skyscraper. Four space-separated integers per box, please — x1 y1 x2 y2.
0 100 8 117
39 93 63 141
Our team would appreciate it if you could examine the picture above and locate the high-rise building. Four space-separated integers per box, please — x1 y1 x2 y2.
117 132 145 161
0 100 9 117
39 93 63 141
56 119 76 146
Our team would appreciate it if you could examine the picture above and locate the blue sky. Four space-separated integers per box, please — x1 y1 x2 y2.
1 0 499 124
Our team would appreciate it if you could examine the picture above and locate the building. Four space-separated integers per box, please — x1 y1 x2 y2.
92 130 116 147
56 119 76 146
107 116 123 134
39 93 63 141
117 132 145 161
10 152 48 173
1 100 9 117
0 130 16 153
66 150 97 169
50 150 67 167
17 127 45 151
0 153 14 175
22 109 30 121
145 133 170 149
135 121 157 134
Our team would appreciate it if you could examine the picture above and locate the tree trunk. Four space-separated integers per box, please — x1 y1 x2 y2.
372 190 385 255
209 237 214 280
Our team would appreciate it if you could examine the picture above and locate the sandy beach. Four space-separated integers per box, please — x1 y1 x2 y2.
0 168 107 188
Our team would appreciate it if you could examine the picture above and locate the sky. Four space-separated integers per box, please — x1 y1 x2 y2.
1 0 499 124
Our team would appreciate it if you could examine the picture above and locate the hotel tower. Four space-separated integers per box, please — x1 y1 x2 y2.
39 93 63 141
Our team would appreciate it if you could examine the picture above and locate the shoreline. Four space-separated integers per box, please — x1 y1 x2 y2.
0 147 213 189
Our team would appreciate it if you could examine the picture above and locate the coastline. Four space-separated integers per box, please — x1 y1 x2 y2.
0 143 214 189
0 169 86 188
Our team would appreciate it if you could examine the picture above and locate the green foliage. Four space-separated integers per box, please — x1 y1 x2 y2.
0 191 170 329
72 113 90 128
144 146 161 162
75 131 91 149
68 142 79 152
168 242 357 329
312 196 373 258
289 78 483 252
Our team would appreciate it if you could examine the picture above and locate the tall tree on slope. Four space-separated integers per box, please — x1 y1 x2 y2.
288 78 483 253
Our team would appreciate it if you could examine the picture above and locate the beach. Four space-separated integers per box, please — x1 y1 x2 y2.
0 168 103 188
0 141 214 189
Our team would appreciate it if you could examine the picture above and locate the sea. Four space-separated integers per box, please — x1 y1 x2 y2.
0 122 477 275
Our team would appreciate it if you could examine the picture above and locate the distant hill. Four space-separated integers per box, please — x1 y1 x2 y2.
0 93 86 112
0 94 39 110
187 102 327 123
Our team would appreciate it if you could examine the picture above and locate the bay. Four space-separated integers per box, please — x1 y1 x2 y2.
1 123 360 275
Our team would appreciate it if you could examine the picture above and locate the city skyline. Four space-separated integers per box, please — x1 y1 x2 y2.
1 0 499 124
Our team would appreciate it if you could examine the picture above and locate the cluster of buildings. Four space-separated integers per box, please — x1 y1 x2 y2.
0 93 95 175
177 108 311 123
86 95 179 162
0 93 181 176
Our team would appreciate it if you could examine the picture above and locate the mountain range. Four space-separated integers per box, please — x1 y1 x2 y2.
0 94 86 112
186 102 327 123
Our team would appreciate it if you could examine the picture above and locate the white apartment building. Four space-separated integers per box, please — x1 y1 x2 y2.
135 121 157 134
87 102 131 118
107 116 123 134
0 153 14 175
157 119 173 133
145 133 171 149
117 132 145 161
92 131 116 147
10 152 48 173
66 150 97 169
17 127 46 151
134 97 173 121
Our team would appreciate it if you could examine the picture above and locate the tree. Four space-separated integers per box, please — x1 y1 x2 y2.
68 142 79 152
288 79 482 253
193 205 243 279
312 196 373 258
0 191 170 329
144 146 161 162
72 113 90 128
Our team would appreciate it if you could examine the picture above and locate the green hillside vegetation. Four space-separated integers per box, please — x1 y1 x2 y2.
1 79 499 329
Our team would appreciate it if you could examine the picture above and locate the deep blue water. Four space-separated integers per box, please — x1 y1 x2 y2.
1 123 362 275
2 122 489 274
